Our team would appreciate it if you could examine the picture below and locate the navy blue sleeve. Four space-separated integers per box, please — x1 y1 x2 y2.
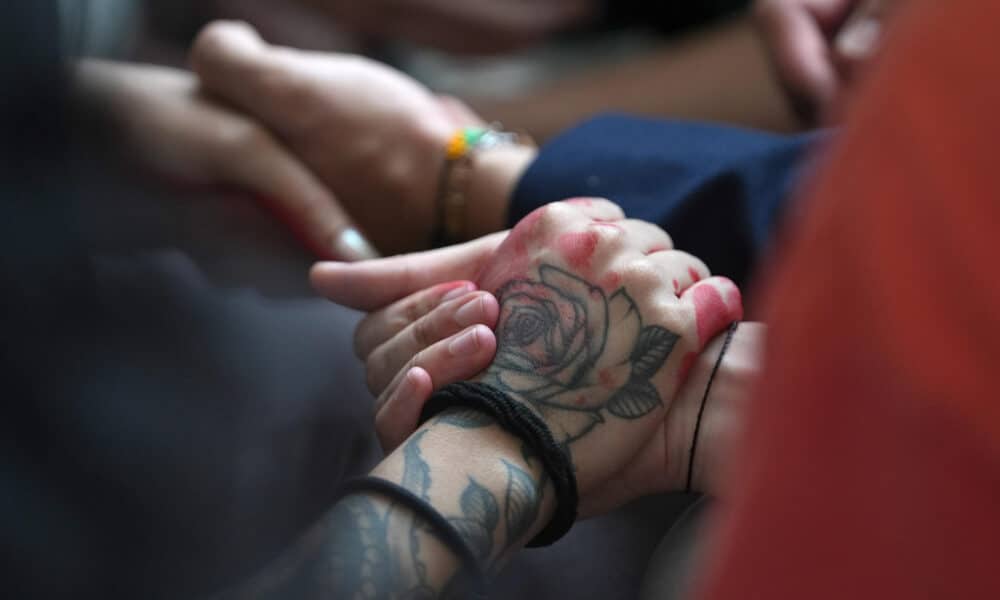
510 114 823 288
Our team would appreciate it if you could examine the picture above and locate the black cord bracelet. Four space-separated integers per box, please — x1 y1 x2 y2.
685 321 740 493
336 476 488 598
419 381 579 547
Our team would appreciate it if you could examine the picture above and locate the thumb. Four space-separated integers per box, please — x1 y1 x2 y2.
310 232 506 310
213 123 377 261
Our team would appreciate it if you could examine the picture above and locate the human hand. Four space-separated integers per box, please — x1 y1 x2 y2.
756 0 892 123
304 0 596 54
191 21 513 257
74 59 378 260
353 280 503 451
314 199 744 515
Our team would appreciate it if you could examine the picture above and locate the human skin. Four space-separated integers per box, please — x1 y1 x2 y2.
755 0 894 123
314 199 744 514
190 20 536 258
211 198 743 598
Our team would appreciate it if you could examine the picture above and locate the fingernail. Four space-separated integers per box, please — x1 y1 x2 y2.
454 295 485 327
836 18 880 60
333 228 380 262
397 367 421 400
442 282 476 303
449 326 483 356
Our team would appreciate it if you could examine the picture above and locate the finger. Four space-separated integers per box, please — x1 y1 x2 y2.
756 0 853 122
310 232 506 310
374 324 497 414
190 21 288 127
436 94 486 128
678 277 745 349
375 367 433 453
211 121 378 261
560 197 627 222
364 291 499 394
614 218 674 254
644 249 711 296
355 281 477 360
834 0 886 78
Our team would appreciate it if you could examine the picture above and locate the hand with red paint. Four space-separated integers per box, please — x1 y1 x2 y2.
756 0 894 123
313 199 744 515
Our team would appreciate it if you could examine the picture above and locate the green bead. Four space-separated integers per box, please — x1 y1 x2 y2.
463 127 488 146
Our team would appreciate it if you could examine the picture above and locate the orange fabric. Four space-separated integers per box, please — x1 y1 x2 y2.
700 0 1000 597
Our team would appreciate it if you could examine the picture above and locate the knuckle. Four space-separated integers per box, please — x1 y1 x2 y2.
621 258 666 292
410 315 434 349
588 221 626 251
538 201 577 230
213 119 271 155
364 356 383 395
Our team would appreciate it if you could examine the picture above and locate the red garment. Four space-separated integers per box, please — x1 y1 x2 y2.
700 0 1000 597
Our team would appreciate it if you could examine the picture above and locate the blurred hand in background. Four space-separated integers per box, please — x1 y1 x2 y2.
756 0 893 123
304 0 598 54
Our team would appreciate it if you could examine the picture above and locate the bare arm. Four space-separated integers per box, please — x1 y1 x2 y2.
213 409 553 598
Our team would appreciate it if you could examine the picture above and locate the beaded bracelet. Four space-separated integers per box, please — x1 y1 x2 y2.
432 126 527 247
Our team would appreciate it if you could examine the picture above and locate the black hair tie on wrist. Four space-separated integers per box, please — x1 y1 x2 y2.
335 476 487 598
685 321 740 493
419 381 578 547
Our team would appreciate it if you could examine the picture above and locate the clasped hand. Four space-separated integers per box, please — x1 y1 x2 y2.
314 199 743 516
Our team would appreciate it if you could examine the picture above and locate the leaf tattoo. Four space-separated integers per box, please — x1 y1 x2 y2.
502 460 542 544
449 478 500 561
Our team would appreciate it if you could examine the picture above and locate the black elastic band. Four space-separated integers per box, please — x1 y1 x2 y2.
336 476 487 598
419 382 578 547
685 322 740 493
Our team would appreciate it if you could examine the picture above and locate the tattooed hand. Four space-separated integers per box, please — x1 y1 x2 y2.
468 200 743 514
315 199 744 514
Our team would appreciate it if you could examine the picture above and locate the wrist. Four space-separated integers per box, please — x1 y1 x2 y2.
372 409 555 570
665 322 765 495
463 143 537 240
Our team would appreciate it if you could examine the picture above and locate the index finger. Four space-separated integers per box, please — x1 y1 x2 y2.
310 231 506 310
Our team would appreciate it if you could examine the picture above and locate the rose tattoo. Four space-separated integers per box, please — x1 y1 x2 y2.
480 265 680 443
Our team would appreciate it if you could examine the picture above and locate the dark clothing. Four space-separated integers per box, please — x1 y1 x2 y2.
512 115 818 289
599 0 751 35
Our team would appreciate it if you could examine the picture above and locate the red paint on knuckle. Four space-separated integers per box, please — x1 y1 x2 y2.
600 271 622 291
691 283 730 346
645 245 669 255
687 267 703 283
557 230 600 270
672 278 680 294
726 285 745 321
598 368 618 389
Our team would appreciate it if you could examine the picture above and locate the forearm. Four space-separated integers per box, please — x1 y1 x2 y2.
215 409 553 598
468 16 799 142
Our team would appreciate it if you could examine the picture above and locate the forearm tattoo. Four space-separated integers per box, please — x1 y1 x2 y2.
212 413 545 600
480 264 679 446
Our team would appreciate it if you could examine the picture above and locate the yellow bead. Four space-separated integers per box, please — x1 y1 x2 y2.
446 133 467 160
